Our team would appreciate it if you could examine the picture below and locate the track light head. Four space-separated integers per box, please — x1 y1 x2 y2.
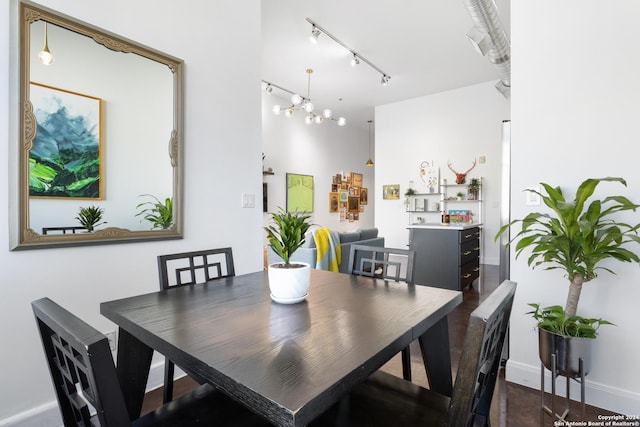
350 54 360 67
310 25 321 44
381 75 391 86
265 84 273 94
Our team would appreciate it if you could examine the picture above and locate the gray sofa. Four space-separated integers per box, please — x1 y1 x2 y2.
266 227 384 274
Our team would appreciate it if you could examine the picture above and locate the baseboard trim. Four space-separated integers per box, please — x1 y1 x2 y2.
0 360 171 427
506 359 640 415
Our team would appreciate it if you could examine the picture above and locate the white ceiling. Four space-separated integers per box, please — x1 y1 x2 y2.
261 0 511 130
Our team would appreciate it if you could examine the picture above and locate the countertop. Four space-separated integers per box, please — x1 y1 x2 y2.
407 223 482 230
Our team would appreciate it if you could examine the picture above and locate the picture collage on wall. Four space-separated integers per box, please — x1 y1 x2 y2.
329 172 367 222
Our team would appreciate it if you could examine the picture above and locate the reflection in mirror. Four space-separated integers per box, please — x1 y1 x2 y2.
15 1 183 249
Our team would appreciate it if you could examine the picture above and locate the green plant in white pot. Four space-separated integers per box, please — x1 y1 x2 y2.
495 177 640 376
265 207 312 304
75 205 107 232
135 194 173 229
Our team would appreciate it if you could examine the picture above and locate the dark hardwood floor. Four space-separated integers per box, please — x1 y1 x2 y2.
142 265 618 425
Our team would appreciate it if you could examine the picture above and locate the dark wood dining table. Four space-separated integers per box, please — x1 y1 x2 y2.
100 269 462 427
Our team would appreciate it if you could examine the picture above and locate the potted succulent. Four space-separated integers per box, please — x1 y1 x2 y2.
456 191 465 200
467 177 480 200
495 177 640 377
75 205 106 232
135 194 173 229
264 207 312 304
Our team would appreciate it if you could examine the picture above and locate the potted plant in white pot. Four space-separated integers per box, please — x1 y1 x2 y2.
265 207 312 304
495 177 640 377
75 205 107 232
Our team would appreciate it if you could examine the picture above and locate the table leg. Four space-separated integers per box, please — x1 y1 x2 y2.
115 328 153 420
418 315 453 396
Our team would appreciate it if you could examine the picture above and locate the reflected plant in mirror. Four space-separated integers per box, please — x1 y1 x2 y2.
136 195 173 230
75 205 106 232
12 1 184 249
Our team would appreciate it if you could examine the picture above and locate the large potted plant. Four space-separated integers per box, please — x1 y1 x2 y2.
264 207 312 304
496 177 640 377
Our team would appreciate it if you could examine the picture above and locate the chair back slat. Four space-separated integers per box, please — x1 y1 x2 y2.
348 244 415 285
157 247 235 289
447 280 516 426
32 298 131 427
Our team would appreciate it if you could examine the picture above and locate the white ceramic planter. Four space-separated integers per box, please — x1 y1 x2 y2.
267 262 311 304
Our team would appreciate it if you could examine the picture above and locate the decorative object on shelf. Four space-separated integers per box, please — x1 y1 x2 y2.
419 161 439 193
75 205 106 232
447 159 477 184
495 177 640 420
135 194 173 230
456 191 465 200
383 184 400 200
467 177 480 200
264 207 312 304
365 120 374 167
448 209 472 223
286 173 314 213
268 70 346 126
305 18 391 87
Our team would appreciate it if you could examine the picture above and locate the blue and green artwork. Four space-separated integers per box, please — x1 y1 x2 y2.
29 83 102 199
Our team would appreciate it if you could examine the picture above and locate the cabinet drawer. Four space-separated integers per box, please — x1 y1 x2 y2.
459 239 480 265
459 258 480 288
459 227 480 244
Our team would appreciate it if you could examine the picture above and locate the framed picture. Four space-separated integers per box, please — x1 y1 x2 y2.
29 82 103 199
329 192 339 213
286 173 314 212
339 190 349 202
360 188 368 205
348 196 360 213
383 184 400 200
351 172 363 188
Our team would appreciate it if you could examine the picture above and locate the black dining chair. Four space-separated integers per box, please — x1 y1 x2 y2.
310 280 517 427
31 297 266 427
348 244 416 381
157 247 235 403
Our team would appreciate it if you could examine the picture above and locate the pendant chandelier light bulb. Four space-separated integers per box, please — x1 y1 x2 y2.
291 94 303 105
304 115 313 125
366 120 374 167
337 117 346 126
38 22 54 65
322 109 332 119
272 105 281 115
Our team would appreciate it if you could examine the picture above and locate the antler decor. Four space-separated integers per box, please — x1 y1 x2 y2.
447 159 477 184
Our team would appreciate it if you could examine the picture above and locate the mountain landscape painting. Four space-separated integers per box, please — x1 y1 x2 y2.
29 82 102 199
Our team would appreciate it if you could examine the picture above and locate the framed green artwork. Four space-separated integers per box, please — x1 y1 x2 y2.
286 173 314 212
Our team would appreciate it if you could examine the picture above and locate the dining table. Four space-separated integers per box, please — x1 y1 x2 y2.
100 269 462 427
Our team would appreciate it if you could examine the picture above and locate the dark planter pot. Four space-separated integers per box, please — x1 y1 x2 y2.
538 328 593 378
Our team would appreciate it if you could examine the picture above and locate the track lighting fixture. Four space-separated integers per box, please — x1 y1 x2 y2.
265 70 346 127
264 84 273 94
310 25 321 44
306 18 390 86
38 22 54 65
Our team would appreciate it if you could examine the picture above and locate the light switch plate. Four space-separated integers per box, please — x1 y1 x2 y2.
242 193 255 208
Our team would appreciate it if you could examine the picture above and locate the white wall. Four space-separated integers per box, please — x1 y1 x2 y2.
1 0 262 424
261 92 375 233
508 1 640 413
375 81 510 264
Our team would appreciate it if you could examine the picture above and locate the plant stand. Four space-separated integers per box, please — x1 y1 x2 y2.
540 353 586 425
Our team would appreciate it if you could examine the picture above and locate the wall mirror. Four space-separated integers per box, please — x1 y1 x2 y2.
13 1 183 249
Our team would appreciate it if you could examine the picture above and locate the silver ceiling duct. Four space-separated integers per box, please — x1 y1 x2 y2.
462 0 511 98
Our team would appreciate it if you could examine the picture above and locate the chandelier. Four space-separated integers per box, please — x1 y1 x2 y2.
271 69 346 126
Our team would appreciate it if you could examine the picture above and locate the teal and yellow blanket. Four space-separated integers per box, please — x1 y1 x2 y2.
313 228 341 272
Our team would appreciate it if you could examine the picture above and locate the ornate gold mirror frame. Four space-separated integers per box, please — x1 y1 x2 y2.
13 1 183 249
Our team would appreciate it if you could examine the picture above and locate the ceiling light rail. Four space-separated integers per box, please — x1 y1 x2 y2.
305 18 391 87
263 69 346 126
